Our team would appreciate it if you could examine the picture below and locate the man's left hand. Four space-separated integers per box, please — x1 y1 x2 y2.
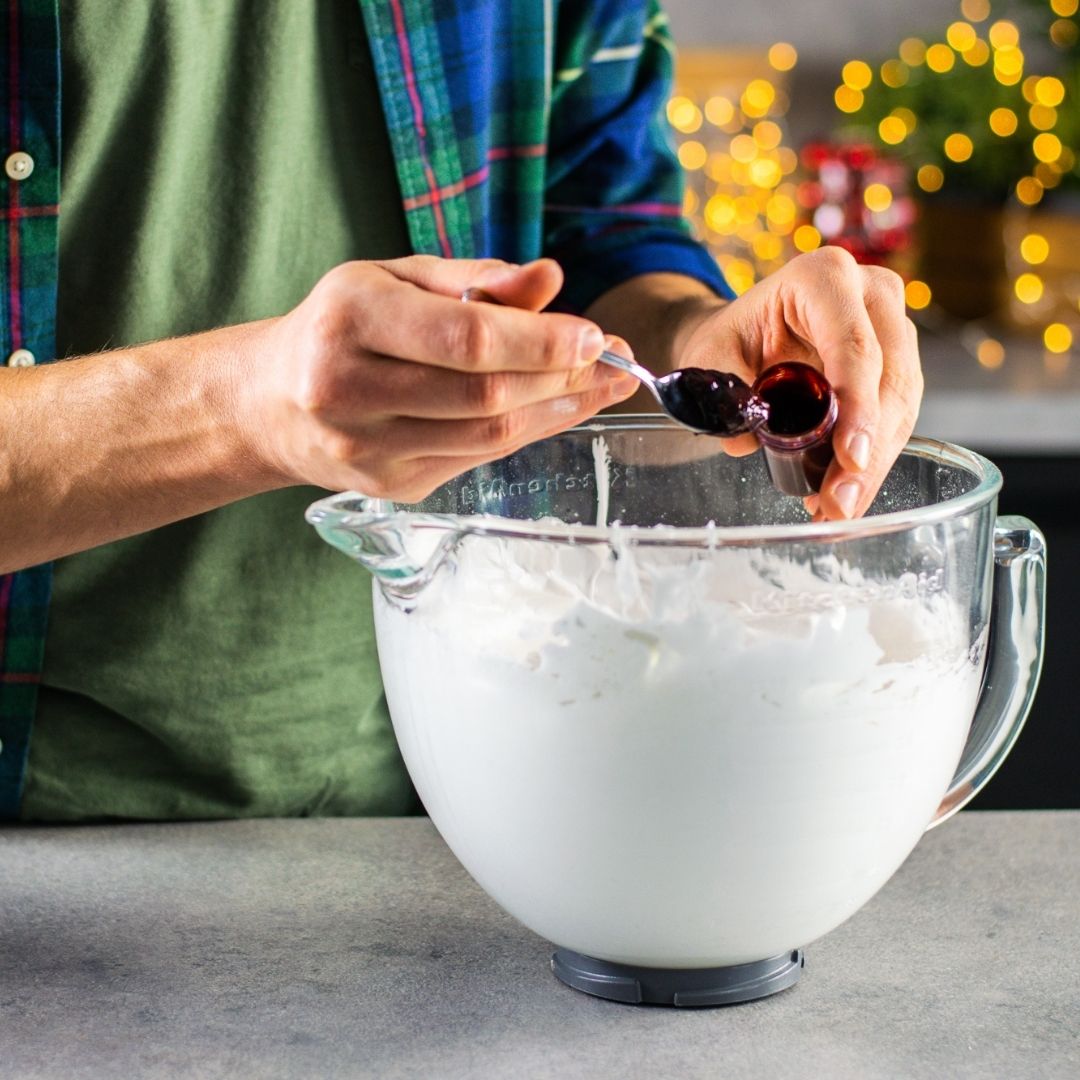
675 248 923 520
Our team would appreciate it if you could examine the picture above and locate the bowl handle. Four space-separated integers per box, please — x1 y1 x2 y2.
928 516 1047 828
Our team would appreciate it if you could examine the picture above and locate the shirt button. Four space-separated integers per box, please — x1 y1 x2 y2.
4 151 34 181
6 348 35 367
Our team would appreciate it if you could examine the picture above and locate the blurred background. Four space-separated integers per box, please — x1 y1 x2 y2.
663 0 1079 809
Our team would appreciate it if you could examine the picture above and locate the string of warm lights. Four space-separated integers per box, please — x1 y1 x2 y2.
834 0 1078 369
667 43 801 296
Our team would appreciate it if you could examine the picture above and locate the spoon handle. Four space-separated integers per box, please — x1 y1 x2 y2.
597 350 664 405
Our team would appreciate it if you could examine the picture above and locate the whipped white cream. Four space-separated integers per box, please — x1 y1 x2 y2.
375 523 983 967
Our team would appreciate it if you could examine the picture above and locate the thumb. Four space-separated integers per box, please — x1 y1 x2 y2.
378 255 564 312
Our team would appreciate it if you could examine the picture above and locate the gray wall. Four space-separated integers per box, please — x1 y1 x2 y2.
664 1 965 63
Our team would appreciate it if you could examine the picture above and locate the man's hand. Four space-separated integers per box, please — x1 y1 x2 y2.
245 256 637 501
675 248 923 520
588 250 923 520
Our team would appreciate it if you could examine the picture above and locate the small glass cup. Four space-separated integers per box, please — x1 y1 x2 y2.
753 362 838 496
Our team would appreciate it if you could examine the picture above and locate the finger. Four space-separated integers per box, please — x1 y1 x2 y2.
718 432 759 457
786 249 883 474
835 266 912 477
307 351 639 422
460 259 564 312
818 402 915 520
313 263 604 372
817 273 923 520
376 255 564 312
364 378 639 460
384 382 646 503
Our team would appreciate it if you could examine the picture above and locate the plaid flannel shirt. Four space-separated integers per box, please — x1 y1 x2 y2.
0 0 728 817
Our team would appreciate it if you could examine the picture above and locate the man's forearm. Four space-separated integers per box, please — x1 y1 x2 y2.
585 272 727 411
1 256 646 574
0 321 281 574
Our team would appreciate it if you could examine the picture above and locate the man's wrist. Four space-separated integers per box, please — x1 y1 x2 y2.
665 291 728 369
584 272 727 375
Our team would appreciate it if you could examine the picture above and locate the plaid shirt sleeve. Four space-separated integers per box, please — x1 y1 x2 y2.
543 0 732 313
0 0 60 818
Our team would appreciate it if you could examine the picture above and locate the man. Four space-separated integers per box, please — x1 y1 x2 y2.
0 1 921 821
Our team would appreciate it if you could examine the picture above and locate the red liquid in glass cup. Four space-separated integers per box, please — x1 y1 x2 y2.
751 362 837 496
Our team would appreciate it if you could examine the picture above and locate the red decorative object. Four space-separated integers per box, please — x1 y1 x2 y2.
797 141 915 267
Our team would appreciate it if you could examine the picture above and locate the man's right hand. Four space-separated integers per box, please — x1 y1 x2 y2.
243 256 637 502
0 256 636 573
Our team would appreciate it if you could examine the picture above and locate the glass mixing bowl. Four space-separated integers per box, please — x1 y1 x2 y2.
307 418 1045 1005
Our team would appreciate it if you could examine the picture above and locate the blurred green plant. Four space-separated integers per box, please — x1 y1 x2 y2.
834 0 1079 206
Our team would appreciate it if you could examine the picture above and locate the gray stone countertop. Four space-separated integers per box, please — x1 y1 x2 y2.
915 327 1080 454
2 812 1078 1080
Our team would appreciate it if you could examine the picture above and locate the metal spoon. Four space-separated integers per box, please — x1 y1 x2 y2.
461 287 768 438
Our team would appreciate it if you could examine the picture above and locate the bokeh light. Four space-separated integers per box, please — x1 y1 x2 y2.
1014 273 1044 304
678 140 708 170
1033 133 1063 162
1044 323 1073 353
879 116 908 145
1029 104 1058 131
881 60 909 87
668 97 702 134
977 338 1005 369
961 0 991 20
988 20 1020 49
994 48 1025 81
892 107 918 133
963 40 991 66
705 194 735 232
752 232 784 261
813 204 846 238
842 60 873 90
1035 77 1066 107
778 147 798 174
1050 0 1078 16
792 225 822 252
1016 176 1045 205
917 164 945 192
944 133 974 162
926 44 957 73
704 96 735 128
753 121 783 150
899 38 927 66
1051 19 1080 46
1035 162 1064 189
863 183 893 212
749 158 782 188
834 85 864 113
723 257 756 295
905 280 932 310
729 133 757 163
989 108 1018 136
742 79 776 116
946 22 977 52
1020 234 1050 264
766 194 796 226
768 42 798 71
